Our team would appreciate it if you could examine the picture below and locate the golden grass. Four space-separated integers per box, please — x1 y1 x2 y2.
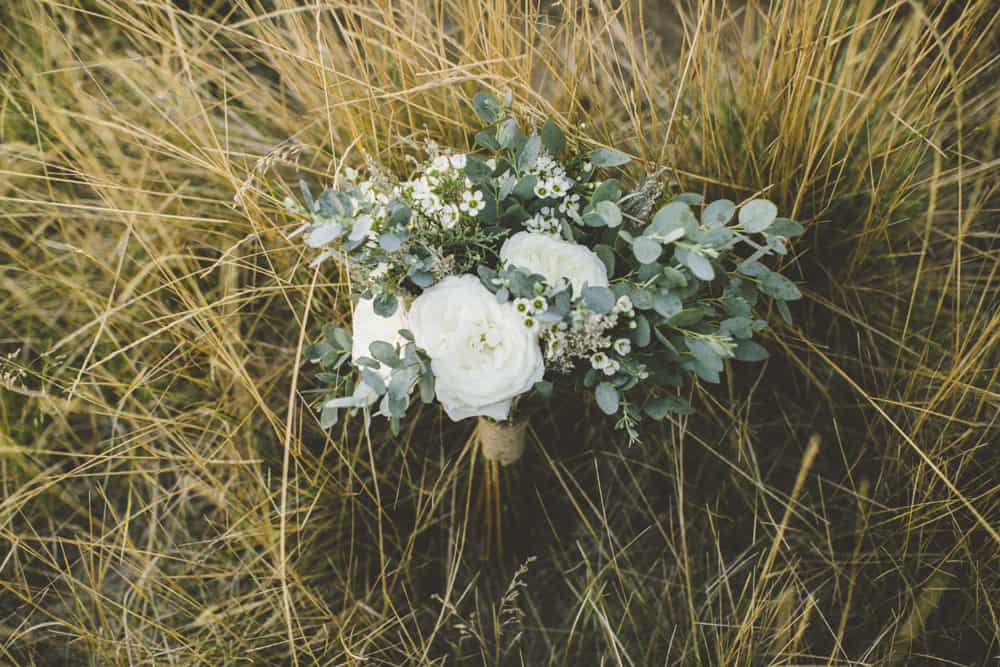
1 0 998 664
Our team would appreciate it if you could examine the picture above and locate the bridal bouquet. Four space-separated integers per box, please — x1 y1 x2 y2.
290 91 802 464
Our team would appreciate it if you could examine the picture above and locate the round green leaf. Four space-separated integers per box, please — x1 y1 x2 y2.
633 237 662 264
738 199 778 233
702 199 736 228
595 382 620 415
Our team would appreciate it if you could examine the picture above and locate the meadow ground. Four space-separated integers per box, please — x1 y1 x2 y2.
1 1 998 664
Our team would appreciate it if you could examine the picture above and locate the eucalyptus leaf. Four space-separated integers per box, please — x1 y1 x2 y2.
475 129 500 150
473 91 501 124
379 233 403 252
361 368 386 395
373 292 398 317
516 134 541 172
512 175 538 200
733 339 770 362
320 403 339 429
653 292 682 318
634 314 651 347
540 120 565 156
596 201 622 227
668 307 704 328
769 217 805 237
304 222 343 248
498 171 518 200
644 395 694 420
594 244 616 276
591 147 631 168
582 286 616 314
497 118 519 148
368 341 399 368
702 199 736 228
465 155 493 184
419 372 435 403
595 382 620 415
684 251 715 281
590 179 621 205
739 199 778 233
759 272 802 300
633 237 662 264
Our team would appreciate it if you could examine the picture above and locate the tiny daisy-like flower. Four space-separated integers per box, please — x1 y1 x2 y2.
613 338 632 355
602 360 621 376
450 154 467 169
513 298 532 315
533 181 550 198
431 155 451 172
548 178 565 196
523 316 539 332
459 189 485 216
440 204 459 229
590 352 609 369
530 296 548 313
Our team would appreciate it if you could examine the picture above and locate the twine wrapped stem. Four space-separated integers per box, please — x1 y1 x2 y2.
477 417 527 465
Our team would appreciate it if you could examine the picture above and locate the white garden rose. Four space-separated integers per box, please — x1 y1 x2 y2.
408 275 545 422
499 231 609 296
351 297 409 380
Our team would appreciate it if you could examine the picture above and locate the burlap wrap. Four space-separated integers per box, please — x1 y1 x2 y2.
477 417 527 465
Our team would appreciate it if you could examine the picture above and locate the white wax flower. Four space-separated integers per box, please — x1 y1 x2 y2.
408 275 545 422
500 231 609 296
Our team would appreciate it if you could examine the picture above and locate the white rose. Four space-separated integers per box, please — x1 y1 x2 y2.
408 275 545 422
500 231 609 296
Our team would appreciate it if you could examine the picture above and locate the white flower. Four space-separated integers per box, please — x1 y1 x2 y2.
459 190 485 216
602 359 620 376
440 204 460 229
450 153 467 169
500 231 609 296
590 352 609 369
615 295 633 313
613 338 632 355
430 155 451 173
408 275 545 422
351 297 409 382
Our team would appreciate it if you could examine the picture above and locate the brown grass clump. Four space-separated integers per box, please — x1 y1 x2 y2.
1 0 997 664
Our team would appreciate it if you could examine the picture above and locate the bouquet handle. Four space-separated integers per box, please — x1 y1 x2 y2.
477 417 527 465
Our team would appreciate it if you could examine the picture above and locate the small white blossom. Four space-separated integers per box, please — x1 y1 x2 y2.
602 360 621 376
590 352 609 369
430 155 451 173
440 204 459 229
614 295 633 313
513 298 532 315
459 190 485 216
613 338 631 355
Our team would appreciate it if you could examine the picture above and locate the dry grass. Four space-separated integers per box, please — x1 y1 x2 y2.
1 0 998 664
